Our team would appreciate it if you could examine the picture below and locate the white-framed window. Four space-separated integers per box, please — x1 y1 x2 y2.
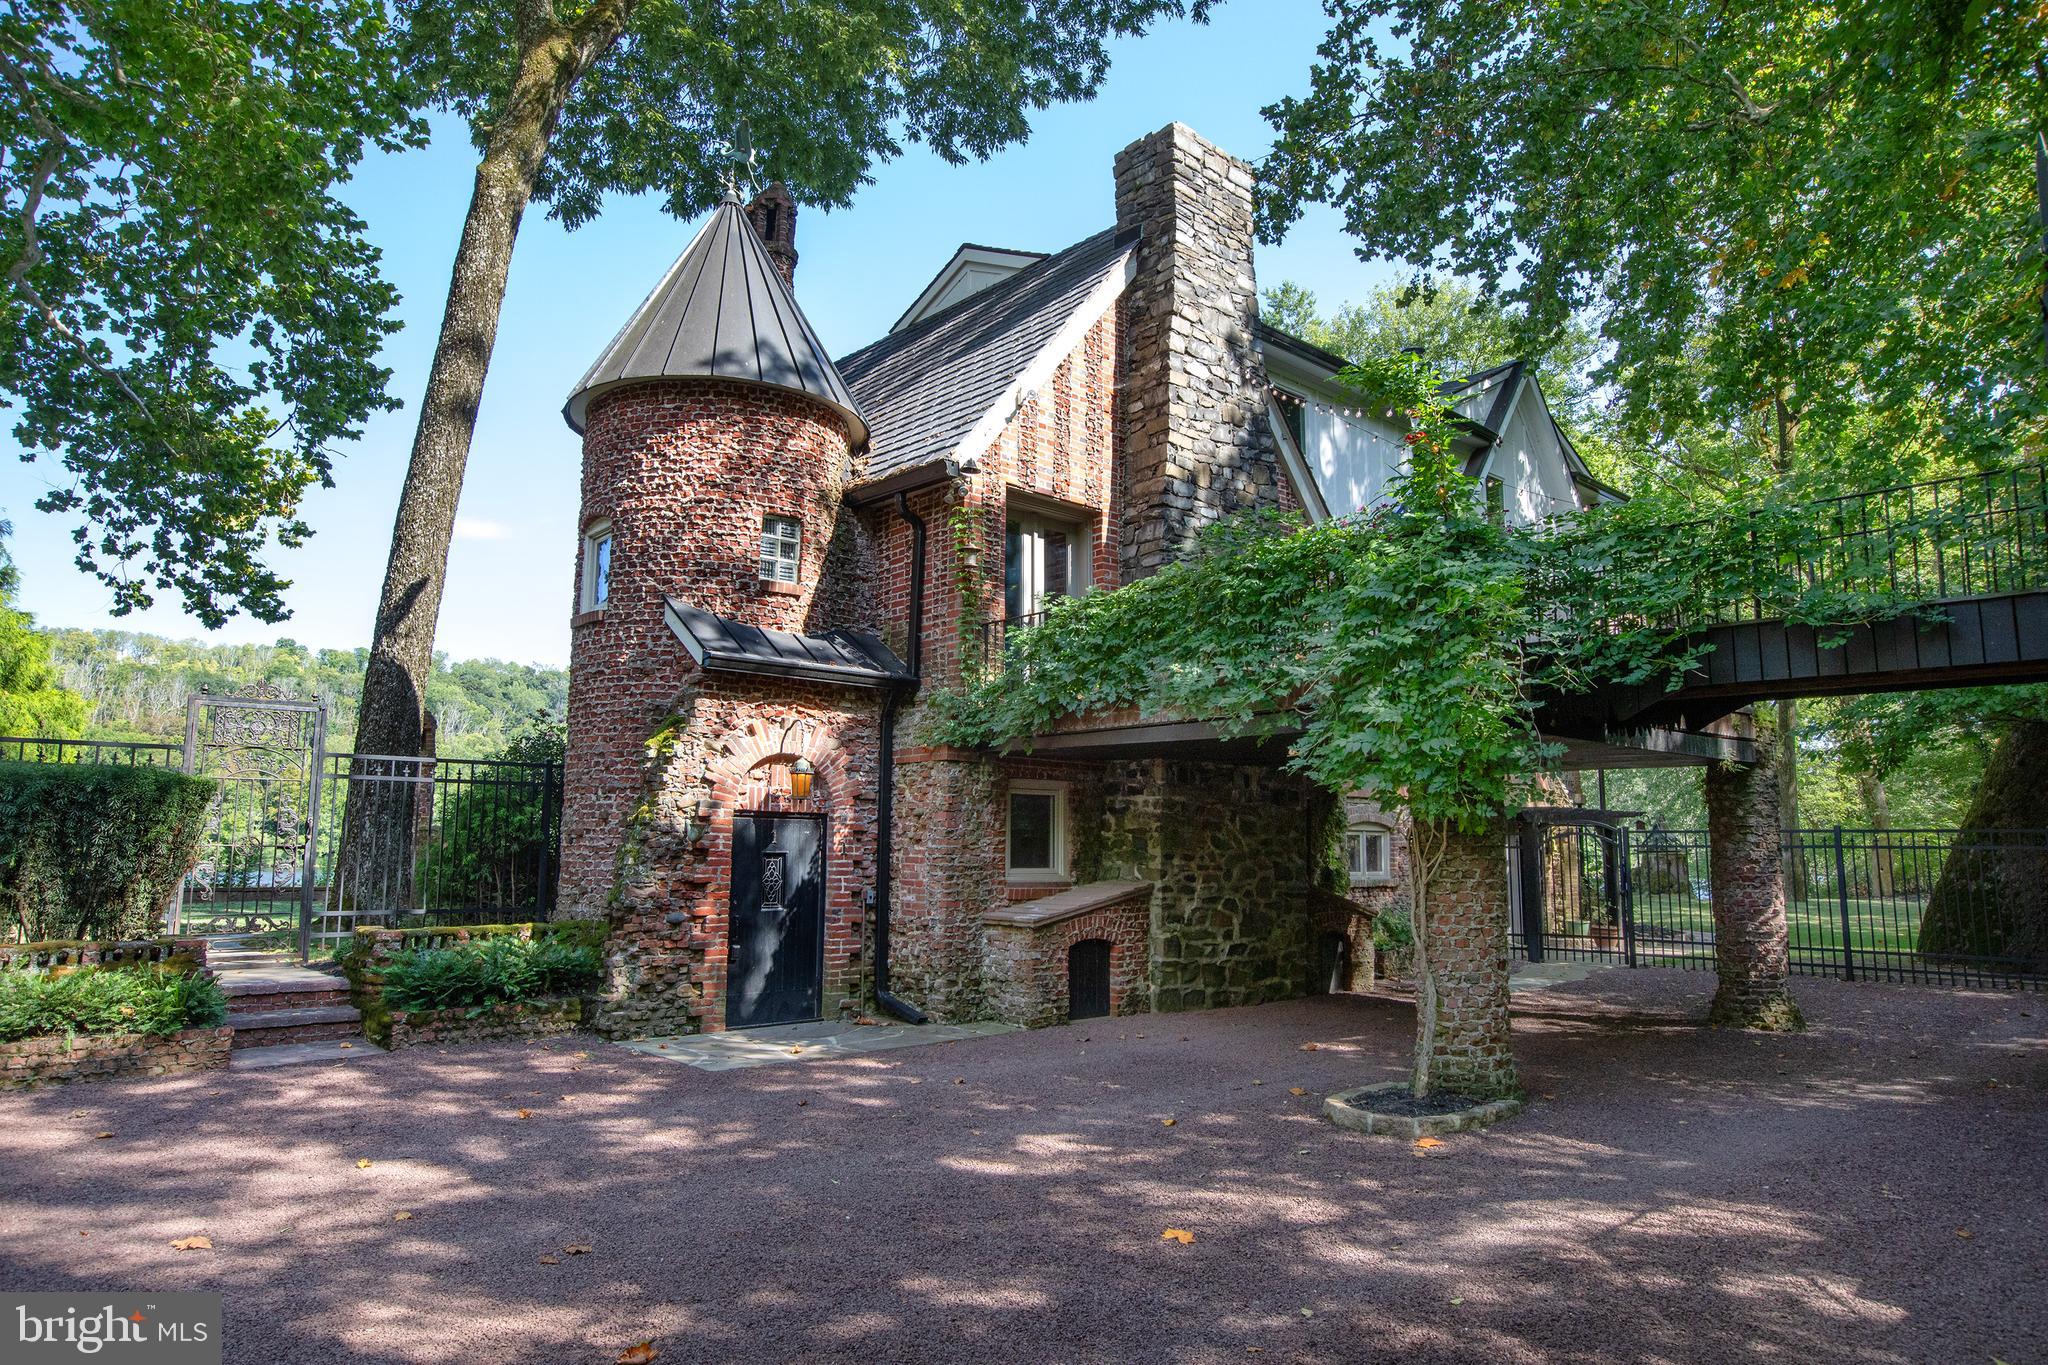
760 514 802 584
1006 780 1068 882
580 519 612 611
1004 511 1089 623
1345 822 1392 885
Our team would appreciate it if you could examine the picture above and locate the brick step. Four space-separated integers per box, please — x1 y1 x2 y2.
224 987 351 1013
228 1004 363 1050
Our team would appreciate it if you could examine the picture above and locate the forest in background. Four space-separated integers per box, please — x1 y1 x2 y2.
42 628 565 760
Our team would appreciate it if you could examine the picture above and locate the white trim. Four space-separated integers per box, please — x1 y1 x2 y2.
951 251 1136 473
579 519 613 612
1005 779 1070 882
1345 821 1393 886
1265 394 1332 523
891 245 1049 333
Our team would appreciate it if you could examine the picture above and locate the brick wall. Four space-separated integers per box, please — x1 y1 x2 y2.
1113 122 1285 582
1 1027 231 1086
1416 821 1517 1100
562 379 858 918
1704 733 1804 1030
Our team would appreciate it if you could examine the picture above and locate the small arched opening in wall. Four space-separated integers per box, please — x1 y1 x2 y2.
1069 938 1112 1020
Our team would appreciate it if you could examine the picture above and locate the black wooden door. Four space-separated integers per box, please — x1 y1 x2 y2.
728 814 825 1028
1068 939 1111 1021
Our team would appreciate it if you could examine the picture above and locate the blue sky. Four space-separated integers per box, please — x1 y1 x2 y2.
1 0 1402 669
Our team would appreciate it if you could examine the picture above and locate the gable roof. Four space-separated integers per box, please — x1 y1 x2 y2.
564 193 866 443
889 244 1049 334
837 227 1137 484
1438 359 1525 439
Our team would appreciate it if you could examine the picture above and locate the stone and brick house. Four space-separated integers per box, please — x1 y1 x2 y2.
557 123 1609 1036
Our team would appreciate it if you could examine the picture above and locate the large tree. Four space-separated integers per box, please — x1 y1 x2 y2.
0 518 86 738
351 0 1215 769
0 0 417 625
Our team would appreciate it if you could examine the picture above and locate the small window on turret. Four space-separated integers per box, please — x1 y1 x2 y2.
581 520 612 611
760 515 802 584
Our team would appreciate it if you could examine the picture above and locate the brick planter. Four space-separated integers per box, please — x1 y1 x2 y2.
0 1026 231 1087
381 998 588 1050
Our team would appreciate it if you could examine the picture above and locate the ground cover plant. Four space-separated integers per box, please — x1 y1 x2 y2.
377 935 601 1013
0 965 227 1042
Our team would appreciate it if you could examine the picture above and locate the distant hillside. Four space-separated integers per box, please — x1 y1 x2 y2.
44 630 566 758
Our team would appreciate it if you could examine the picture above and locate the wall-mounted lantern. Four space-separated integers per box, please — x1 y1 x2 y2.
788 756 816 801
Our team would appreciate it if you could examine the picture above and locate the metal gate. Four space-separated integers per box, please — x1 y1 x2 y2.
173 689 328 958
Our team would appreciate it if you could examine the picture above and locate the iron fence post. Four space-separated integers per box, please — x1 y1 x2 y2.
299 704 329 964
1620 825 1638 969
538 759 557 916
1832 826 1854 982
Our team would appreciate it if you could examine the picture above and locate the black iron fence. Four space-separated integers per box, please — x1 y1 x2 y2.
1515 822 2048 990
973 608 1050 680
0 736 180 767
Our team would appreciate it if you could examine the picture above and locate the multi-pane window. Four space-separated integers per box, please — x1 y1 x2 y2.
1004 512 1087 622
1345 823 1392 885
1485 475 1506 525
581 521 612 611
760 515 802 584
1006 782 1068 881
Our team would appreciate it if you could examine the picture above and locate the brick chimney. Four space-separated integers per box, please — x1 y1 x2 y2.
745 182 799 284
1113 123 1282 581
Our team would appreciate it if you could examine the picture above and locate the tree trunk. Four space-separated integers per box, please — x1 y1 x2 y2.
341 12 628 918
1776 698 1806 901
1919 720 2048 969
1857 766 1893 897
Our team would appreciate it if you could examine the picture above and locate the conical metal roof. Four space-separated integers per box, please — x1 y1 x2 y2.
563 193 867 443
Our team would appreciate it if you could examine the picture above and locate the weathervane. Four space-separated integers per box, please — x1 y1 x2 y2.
719 118 761 200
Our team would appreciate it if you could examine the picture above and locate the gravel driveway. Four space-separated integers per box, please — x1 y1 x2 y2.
1 970 2042 1364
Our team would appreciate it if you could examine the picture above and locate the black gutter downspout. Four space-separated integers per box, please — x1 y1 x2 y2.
872 491 930 1024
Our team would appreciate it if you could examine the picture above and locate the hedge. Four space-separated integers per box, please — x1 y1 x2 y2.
0 762 216 942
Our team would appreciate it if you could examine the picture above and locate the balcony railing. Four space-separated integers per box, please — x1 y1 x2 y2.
971 608 1049 680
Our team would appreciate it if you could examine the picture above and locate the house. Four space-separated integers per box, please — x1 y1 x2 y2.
555 123 1600 1036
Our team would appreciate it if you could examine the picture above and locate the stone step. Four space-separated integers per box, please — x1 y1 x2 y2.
228 1004 363 1050
224 987 351 1013
229 1040 370 1071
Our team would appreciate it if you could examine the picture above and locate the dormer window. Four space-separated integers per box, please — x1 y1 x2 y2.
760 515 802 584
580 520 612 612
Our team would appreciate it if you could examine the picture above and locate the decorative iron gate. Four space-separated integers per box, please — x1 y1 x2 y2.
173 689 328 958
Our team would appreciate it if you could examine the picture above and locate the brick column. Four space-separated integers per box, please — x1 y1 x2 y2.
1704 726 1805 1030
1414 820 1517 1100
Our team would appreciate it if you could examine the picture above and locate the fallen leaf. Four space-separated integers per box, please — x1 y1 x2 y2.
1540 1092 1556 1100
1161 1228 1195 1244
517 1109 533 1120
1299 1043 1320 1052
1449 1297 1465 1306
1250 1080 1264 1087
788 1046 803 1054
1414 1137 1445 1150
1288 1087 1307 1097
953 1078 964 1085
93 1132 113 1140
1161 1118 1176 1127
617 1344 658 1365
356 1159 373 1169
392 1212 414 1222
69 1109 87 1117
169 1236 212 1251
797 1099 808 1107
538 1254 560 1265
1955 1228 1973 1240
339 1043 353 1050
564 1243 593 1255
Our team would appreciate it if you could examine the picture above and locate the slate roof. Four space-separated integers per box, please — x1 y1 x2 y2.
836 227 1136 483
664 598 913 689
564 194 867 442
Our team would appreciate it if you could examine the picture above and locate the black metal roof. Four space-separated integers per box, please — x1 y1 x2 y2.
837 227 1136 485
664 598 913 689
564 194 867 442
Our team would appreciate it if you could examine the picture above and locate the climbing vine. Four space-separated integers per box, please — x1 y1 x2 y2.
947 502 991 679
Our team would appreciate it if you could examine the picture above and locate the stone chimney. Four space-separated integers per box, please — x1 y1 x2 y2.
745 182 799 284
1113 123 1282 582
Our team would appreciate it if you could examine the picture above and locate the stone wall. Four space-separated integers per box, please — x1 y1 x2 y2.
385 999 587 1050
888 748 1000 1022
1098 759 1318 1012
983 884 1152 1029
1113 122 1284 582
0 1026 231 1086
0 938 208 975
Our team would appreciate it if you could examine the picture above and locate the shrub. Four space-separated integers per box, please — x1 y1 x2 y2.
380 935 600 1012
1372 904 1415 951
0 966 228 1042
0 762 217 942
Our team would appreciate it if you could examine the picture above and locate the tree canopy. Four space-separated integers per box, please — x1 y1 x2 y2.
0 0 420 625
1259 0 2048 485
0 519 86 738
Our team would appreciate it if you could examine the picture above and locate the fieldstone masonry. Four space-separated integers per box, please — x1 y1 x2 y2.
1 1026 231 1086
1114 123 1285 580
983 882 1152 1028
1416 821 1518 1100
1704 731 1805 1030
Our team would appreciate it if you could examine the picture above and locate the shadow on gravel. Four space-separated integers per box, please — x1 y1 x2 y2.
0 970 2042 1364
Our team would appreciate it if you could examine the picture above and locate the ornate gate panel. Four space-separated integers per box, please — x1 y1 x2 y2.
174 689 328 958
